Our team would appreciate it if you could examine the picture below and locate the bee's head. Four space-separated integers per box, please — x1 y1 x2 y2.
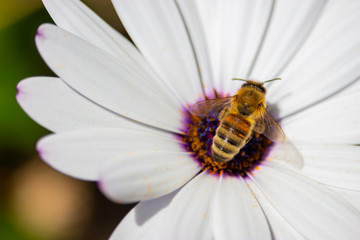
240 80 266 94
232 77 282 95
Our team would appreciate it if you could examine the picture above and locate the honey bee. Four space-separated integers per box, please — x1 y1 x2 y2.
190 78 285 163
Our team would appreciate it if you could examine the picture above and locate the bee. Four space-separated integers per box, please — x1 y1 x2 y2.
190 78 285 163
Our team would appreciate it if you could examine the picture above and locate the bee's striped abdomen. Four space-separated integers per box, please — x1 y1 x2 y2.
211 113 253 162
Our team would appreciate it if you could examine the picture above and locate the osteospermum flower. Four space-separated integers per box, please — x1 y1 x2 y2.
17 0 360 239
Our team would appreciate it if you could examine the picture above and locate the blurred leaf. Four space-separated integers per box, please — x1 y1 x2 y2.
0 209 41 240
0 8 53 156
0 0 43 30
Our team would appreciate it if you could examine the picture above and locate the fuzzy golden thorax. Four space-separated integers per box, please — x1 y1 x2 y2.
233 81 266 118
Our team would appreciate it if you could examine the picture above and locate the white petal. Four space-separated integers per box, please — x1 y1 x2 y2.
36 24 182 133
43 0 135 59
213 0 274 93
37 128 183 181
293 143 360 191
246 179 305 240
212 175 271 240
42 0 180 104
112 0 204 104
110 190 178 240
329 187 360 212
282 81 360 144
98 151 200 203
161 171 216 240
194 0 222 91
249 0 326 80
268 0 360 118
16 77 148 133
248 162 360 239
176 0 215 94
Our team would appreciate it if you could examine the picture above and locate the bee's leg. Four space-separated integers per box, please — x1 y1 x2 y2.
245 132 253 145
253 122 265 134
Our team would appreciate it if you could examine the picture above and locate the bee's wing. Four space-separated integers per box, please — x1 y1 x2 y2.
267 140 304 169
190 96 234 119
253 105 286 143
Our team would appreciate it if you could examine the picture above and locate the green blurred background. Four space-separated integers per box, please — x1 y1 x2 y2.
0 1 134 239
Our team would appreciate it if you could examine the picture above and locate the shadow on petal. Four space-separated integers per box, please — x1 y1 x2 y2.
134 189 179 225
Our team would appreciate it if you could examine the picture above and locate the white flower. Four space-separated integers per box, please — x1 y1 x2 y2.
16 0 360 239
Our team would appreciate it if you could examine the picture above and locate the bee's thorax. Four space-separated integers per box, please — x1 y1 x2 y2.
234 88 266 118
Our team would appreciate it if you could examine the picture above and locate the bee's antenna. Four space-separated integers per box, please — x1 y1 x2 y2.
263 78 281 84
232 78 248 82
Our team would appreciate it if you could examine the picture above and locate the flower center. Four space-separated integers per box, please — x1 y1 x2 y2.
179 106 273 177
